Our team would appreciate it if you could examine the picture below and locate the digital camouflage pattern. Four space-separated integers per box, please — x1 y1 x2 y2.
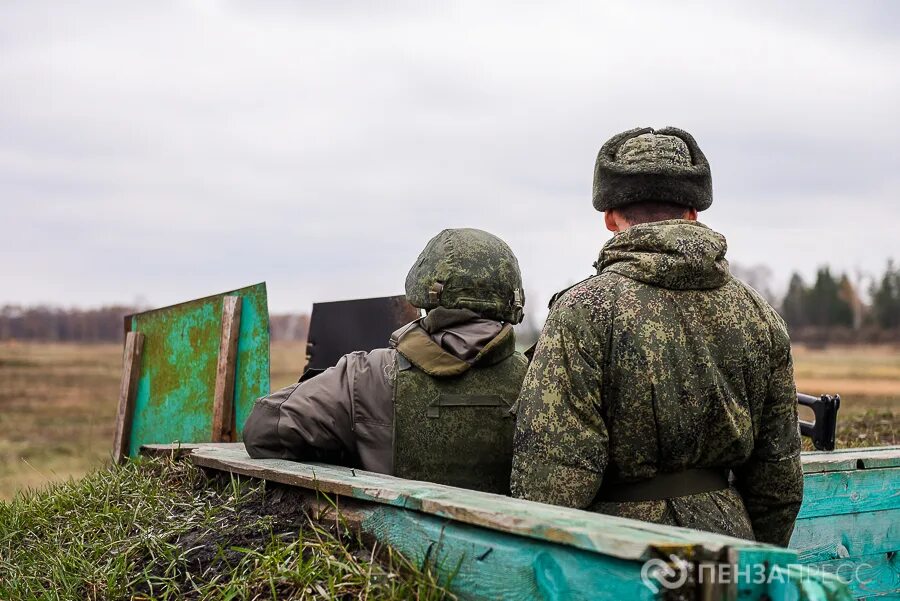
406 228 525 324
511 220 804 547
593 127 713 212
616 133 692 168
393 313 528 494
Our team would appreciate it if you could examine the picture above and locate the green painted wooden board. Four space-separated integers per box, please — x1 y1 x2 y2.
186 444 857 601
174 447 900 601
805 550 900 599
791 448 900 599
363 507 657 601
791 510 900 562
364 511 849 601
189 444 783 563
126 284 270 457
799 468 900 519
767 564 855 601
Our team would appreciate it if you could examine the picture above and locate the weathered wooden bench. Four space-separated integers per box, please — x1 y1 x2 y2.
141 443 900 601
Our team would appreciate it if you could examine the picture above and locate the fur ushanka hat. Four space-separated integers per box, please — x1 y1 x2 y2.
592 127 713 212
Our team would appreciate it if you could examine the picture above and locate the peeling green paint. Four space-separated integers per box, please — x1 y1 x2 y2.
187 444 872 601
791 452 900 600
126 283 269 456
361 507 656 601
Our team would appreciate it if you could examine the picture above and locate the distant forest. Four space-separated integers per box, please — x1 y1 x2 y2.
734 259 900 344
0 307 309 343
1 261 898 345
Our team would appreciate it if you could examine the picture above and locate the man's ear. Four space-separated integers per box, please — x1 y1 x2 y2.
685 208 698 221
604 210 620 232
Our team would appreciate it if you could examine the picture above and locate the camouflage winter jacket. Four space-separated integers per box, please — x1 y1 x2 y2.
510 220 803 547
243 308 527 492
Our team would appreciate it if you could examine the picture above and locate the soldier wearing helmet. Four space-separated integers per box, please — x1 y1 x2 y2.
244 228 528 494
511 127 803 546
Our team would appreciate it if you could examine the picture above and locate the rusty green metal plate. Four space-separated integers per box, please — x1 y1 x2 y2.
125 283 270 457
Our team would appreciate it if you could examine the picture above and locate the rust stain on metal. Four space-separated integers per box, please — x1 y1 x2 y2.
123 283 269 457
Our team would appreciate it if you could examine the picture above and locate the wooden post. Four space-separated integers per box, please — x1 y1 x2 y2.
112 331 145 463
212 296 242 442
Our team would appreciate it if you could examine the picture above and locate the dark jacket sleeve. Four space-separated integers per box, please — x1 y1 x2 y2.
243 350 395 469
733 318 804 547
510 301 609 508
243 366 355 463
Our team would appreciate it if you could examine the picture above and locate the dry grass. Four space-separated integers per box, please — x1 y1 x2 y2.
0 341 308 499
793 344 900 403
270 340 308 390
0 343 122 498
0 341 896 498
793 344 899 449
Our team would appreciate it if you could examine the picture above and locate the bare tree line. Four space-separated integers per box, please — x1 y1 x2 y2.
1 260 896 345
0 306 309 343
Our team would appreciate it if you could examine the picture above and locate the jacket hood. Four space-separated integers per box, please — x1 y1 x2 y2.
595 220 730 290
391 307 514 376
420 307 505 363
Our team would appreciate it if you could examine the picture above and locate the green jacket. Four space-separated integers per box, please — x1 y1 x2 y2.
510 220 803 546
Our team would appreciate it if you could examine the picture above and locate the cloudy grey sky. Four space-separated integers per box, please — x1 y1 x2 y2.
2 1 898 315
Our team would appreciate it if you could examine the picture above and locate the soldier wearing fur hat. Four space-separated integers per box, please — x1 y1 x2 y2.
510 127 803 546
244 228 529 494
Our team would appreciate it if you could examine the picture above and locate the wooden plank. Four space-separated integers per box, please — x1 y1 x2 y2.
767 564 855 601
361 506 658 601
799 468 900 519
804 446 900 457
211 296 242 442
805 551 900 599
189 445 854 600
363 508 851 601
189 444 786 563
803 447 900 474
791 509 900 563
723 546 811 600
140 442 240 459
111 331 144 464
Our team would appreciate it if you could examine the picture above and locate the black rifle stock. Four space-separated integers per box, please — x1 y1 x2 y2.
797 393 840 451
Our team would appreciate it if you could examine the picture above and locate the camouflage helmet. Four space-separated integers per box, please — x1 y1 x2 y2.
405 228 525 324
593 126 713 212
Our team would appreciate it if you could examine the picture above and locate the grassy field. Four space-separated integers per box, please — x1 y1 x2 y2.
0 456 449 600
793 344 898 449
0 341 897 499
0 341 307 499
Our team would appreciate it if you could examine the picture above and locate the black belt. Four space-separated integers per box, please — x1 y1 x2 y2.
596 468 730 503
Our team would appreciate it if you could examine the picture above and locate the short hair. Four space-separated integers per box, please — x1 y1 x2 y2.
615 201 691 225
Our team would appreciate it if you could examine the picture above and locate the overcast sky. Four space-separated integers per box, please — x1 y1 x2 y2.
2 1 898 315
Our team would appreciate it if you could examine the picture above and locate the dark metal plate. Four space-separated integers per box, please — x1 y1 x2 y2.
304 295 420 372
